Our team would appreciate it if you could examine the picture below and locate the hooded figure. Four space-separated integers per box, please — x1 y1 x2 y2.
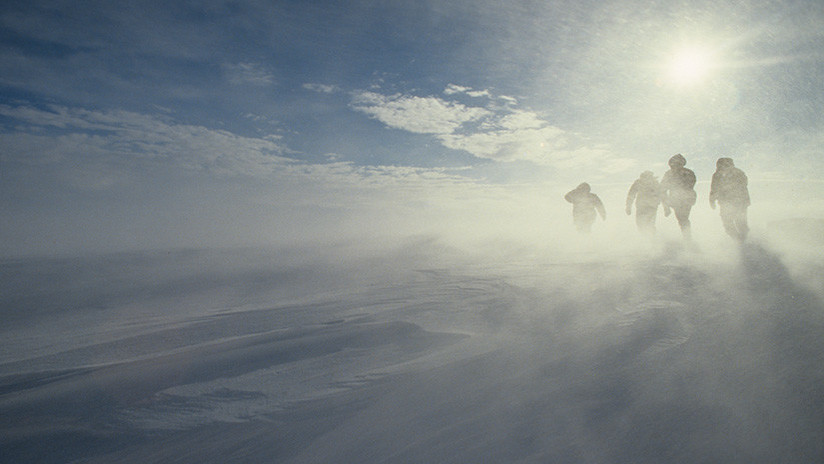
626 171 663 235
709 157 750 241
565 182 606 233
660 154 697 239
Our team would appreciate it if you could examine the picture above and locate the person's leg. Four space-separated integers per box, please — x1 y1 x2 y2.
637 208 656 235
575 211 596 234
574 217 591 233
719 204 736 238
736 206 749 240
674 205 692 239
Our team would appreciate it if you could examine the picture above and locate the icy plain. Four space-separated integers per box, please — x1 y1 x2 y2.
1 235 823 463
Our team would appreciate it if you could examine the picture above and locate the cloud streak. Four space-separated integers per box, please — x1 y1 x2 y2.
223 62 276 86
0 105 291 177
0 102 543 254
303 83 340 94
349 87 634 173
350 91 490 135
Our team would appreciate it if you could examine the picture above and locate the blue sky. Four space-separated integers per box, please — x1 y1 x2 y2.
1 0 823 254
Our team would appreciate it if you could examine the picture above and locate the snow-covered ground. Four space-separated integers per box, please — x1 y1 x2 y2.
1 234 823 463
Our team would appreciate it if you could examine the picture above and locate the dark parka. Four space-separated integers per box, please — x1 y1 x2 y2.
709 158 750 208
565 182 606 232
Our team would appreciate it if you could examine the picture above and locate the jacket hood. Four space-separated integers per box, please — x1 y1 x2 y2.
716 157 734 169
668 154 686 168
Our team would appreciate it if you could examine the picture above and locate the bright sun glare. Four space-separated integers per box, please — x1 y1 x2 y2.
667 47 713 87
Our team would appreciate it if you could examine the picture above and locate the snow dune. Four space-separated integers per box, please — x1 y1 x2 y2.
1 238 823 463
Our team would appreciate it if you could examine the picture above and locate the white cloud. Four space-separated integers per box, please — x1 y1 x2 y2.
498 95 519 105
438 109 577 164
439 125 566 163
303 83 340 94
350 92 490 135
348 88 637 174
496 110 547 130
0 105 291 178
466 89 492 98
222 62 275 86
0 104 486 197
444 84 491 98
444 84 472 95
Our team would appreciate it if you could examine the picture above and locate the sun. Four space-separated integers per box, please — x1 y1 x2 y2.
667 46 713 87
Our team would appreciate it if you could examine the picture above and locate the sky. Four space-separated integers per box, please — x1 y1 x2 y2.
1 0 823 255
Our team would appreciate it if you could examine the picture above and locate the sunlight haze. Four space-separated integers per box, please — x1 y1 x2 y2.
2 3 824 462
0 0 822 254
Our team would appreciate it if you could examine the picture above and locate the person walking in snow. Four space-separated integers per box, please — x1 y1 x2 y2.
565 182 606 233
660 154 697 240
626 171 663 235
709 157 750 241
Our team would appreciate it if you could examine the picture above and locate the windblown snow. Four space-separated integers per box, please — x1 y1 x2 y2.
1 235 823 463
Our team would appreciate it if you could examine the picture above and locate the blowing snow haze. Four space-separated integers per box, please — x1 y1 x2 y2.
1 1 824 463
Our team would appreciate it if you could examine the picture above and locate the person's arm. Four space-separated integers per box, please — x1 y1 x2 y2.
709 172 720 209
660 173 672 215
595 195 606 220
625 182 638 215
686 169 697 190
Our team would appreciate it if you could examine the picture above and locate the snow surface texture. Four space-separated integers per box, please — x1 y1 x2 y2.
1 236 823 463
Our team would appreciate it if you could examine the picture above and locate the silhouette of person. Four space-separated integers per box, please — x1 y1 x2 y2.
710 157 750 241
625 171 663 235
565 182 606 233
660 154 697 240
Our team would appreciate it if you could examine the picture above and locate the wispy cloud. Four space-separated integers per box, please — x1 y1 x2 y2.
444 84 492 99
222 62 275 86
443 84 471 95
303 83 340 94
0 103 549 253
0 105 291 177
350 91 490 135
349 87 633 173
0 103 488 194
